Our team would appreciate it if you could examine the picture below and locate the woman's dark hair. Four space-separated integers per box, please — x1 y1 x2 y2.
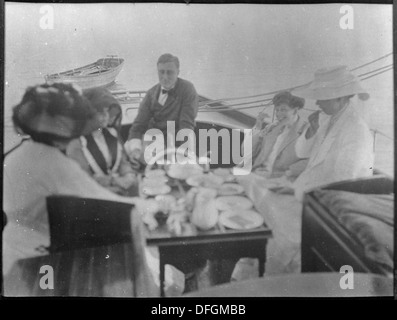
12 83 95 145
272 91 305 109
83 88 122 132
12 114 72 146
108 103 122 129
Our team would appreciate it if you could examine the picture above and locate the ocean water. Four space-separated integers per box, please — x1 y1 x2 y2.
3 3 394 175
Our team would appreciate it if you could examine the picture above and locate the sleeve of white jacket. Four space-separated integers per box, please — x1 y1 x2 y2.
292 121 374 202
53 157 137 205
331 123 374 180
294 126 317 158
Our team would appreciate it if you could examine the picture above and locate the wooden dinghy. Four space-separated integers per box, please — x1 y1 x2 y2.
45 56 124 89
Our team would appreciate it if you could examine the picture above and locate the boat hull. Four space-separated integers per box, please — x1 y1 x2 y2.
45 57 124 90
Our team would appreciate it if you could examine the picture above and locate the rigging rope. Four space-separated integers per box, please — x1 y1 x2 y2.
359 66 393 81
198 61 393 111
123 53 393 112
356 64 393 77
124 59 393 114
198 52 393 105
350 52 393 71
123 53 393 140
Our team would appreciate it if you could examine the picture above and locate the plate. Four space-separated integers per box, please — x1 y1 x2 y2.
186 174 224 188
260 176 292 190
167 164 203 180
141 184 171 196
219 210 264 230
218 183 244 196
213 168 235 182
145 169 166 178
215 196 253 211
142 176 168 185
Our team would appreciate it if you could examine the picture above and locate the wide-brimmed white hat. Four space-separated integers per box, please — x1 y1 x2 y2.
293 65 370 101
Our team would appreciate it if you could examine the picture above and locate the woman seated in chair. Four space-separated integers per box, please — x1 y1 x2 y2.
249 91 309 180
3 84 141 273
67 88 138 196
3 83 184 297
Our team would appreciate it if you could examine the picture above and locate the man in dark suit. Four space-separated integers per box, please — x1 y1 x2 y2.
125 53 199 163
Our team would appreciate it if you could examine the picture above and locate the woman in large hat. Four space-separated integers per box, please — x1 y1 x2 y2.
291 65 374 199
3 83 185 296
3 83 140 275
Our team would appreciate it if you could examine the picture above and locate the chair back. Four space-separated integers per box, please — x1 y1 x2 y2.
2 211 7 232
47 195 133 252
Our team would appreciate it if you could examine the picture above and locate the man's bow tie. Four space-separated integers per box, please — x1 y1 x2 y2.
162 88 174 95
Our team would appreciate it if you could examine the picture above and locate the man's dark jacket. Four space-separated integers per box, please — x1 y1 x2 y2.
128 78 199 140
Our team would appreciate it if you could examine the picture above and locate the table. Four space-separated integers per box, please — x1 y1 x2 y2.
184 272 394 297
139 170 273 297
3 242 157 297
145 223 272 297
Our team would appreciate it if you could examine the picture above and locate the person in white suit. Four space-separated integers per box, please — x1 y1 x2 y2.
232 66 374 279
291 65 374 200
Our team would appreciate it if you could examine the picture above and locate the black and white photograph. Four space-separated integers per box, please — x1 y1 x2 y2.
2 2 394 301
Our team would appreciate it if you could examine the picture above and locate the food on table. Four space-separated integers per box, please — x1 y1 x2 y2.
184 187 199 212
141 173 171 196
167 163 203 180
145 169 167 178
191 188 219 230
155 194 177 214
167 211 188 236
141 184 171 196
215 195 253 211
213 168 235 182
141 199 161 230
142 176 168 185
219 210 264 230
218 183 244 196
186 173 223 188
228 215 254 228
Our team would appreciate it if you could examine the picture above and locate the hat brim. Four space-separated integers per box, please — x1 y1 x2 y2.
293 82 370 101
26 112 101 139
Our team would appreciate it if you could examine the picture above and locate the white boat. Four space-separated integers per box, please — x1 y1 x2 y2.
44 56 124 89
4 58 393 298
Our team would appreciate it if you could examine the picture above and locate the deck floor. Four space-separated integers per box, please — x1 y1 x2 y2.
183 258 260 294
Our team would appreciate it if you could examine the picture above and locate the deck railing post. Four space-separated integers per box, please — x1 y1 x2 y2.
372 129 377 153
271 105 275 123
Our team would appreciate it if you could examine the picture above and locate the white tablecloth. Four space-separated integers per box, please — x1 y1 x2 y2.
233 174 303 278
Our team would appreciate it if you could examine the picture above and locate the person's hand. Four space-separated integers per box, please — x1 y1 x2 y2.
255 111 269 129
254 167 271 178
107 185 125 195
128 148 142 162
284 170 293 179
273 186 295 195
306 110 321 139
93 174 112 187
112 173 137 189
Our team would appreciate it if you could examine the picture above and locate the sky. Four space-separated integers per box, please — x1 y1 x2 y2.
5 2 392 95
3 2 394 173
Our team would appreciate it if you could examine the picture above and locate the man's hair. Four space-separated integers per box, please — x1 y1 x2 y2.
157 53 180 69
272 91 305 109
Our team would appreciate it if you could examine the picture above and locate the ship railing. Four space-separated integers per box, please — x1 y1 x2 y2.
120 53 393 150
